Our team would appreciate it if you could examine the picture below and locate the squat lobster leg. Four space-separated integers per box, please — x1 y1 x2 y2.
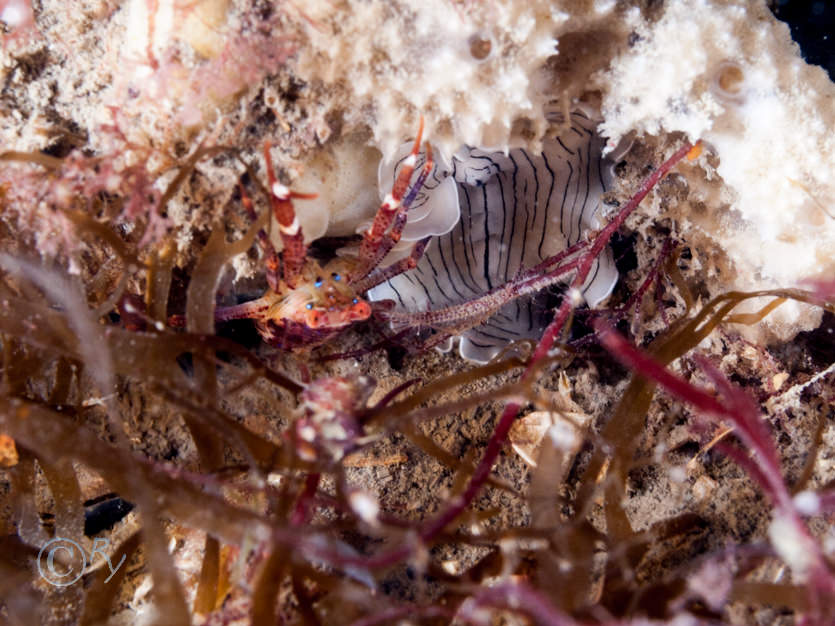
351 142 435 283
352 236 431 294
351 116 427 282
263 141 316 289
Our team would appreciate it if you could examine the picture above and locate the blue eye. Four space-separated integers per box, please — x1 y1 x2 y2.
314 277 323 288
332 273 341 282
305 303 313 310
352 298 358 304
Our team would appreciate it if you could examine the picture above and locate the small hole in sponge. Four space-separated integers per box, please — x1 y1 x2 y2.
717 62 745 95
468 33 492 60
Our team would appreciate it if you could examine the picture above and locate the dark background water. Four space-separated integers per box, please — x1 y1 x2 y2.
771 0 835 80
769 0 835 361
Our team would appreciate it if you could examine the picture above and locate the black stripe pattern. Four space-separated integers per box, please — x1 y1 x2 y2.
369 112 618 363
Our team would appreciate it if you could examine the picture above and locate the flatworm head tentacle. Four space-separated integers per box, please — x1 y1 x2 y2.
369 111 619 363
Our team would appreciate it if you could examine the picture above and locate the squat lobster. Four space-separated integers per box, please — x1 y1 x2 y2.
185 117 435 351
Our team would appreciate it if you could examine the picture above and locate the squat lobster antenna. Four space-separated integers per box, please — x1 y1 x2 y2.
263 141 317 288
238 181 281 293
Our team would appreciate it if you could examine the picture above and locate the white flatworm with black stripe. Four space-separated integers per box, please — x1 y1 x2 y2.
369 111 618 363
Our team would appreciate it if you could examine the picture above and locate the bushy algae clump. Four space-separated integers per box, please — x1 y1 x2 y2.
0 125 834 625
1 1 835 625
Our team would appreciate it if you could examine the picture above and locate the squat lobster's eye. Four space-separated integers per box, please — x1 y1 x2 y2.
314 277 323 288
352 298 358 304
350 299 371 320
305 303 314 310
332 273 341 282
306 310 323 328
